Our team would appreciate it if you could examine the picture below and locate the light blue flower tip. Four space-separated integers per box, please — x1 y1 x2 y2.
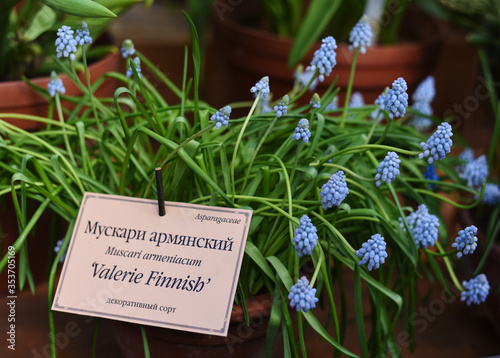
126 57 142 78
459 154 488 189
418 122 453 164
293 215 318 257
307 36 337 82
400 204 439 249
210 105 231 129
47 72 66 97
288 276 319 312
356 233 388 271
380 77 408 119
292 118 311 143
349 15 373 54
75 22 92 46
461 274 489 305
250 76 270 99
320 171 349 209
375 151 401 187
273 95 289 117
121 39 136 58
482 183 500 206
310 93 321 109
413 76 436 103
452 225 478 258
55 25 77 61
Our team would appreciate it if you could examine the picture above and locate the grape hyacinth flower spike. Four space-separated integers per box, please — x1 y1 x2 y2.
412 76 436 103
452 225 478 258
54 239 66 262
310 93 321 109
355 233 388 271
418 122 453 164
482 183 500 205
250 76 270 99
349 15 373 54
459 155 488 189
294 65 318 91
423 164 439 189
293 215 318 257
292 118 311 143
461 274 490 305
121 39 136 58
75 22 92 46
375 151 401 187
380 77 408 119
307 36 337 82
47 72 66 97
320 171 349 209
126 57 142 78
288 276 319 313
349 92 365 108
400 204 439 249
210 105 231 129
411 76 435 131
370 90 387 122
55 25 77 61
274 95 289 117
326 96 338 111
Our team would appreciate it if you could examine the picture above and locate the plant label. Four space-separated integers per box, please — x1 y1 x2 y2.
52 192 252 336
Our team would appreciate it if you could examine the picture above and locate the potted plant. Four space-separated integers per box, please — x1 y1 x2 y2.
0 0 154 130
0 12 492 357
209 0 443 108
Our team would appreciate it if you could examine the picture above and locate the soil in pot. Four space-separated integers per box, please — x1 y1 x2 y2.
113 294 277 358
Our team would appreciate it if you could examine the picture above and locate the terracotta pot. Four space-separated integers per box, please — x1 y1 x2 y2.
210 9 443 107
459 209 500 336
0 51 122 131
113 294 276 358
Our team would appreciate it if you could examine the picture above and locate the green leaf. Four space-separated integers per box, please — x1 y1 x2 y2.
22 5 57 41
41 0 116 18
288 0 342 67
354 266 369 358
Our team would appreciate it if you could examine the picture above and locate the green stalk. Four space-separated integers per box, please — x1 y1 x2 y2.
55 94 76 166
340 48 359 128
141 325 150 358
435 241 463 291
82 46 103 133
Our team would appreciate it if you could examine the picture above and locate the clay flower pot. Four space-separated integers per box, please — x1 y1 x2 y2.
0 51 122 131
113 294 276 358
210 9 443 106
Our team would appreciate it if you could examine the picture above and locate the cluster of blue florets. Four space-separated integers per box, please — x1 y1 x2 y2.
293 215 318 257
423 164 439 189
250 76 270 99
326 97 338 111
121 39 136 58
349 16 373 54
400 204 439 249
308 36 337 82
320 171 349 209
411 100 433 131
310 93 321 109
371 90 387 122
288 276 319 313
379 77 408 119
210 105 231 129
410 76 435 131
294 66 318 90
75 22 92 46
355 233 388 271
418 122 453 164
459 155 488 189
482 183 500 205
349 92 365 108
126 57 142 78
55 25 78 61
452 225 478 258
47 72 66 97
54 239 66 262
461 274 490 306
375 151 401 187
292 118 311 143
273 95 289 117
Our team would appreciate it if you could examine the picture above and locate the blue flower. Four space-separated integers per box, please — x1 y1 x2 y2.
308 36 337 82
355 233 388 271
250 76 270 99
210 105 231 129
75 22 92 46
459 154 488 189
55 25 77 61
456 148 475 175
121 39 136 58
418 122 453 164
320 171 349 209
410 100 433 131
288 276 319 312
310 93 321 109
412 76 436 103
423 164 439 189
461 274 490 306
482 183 500 206
326 96 338 111
294 66 318 90
349 15 373 54
380 77 408 119
349 91 365 108
452 225 478 258
47 72 66 97
54 239 66 262
371 89 387 122
259 97 273 114
375 151 401 187
293 215 318 257
126 57 142 78
400 204 439 249
292 118 311 143
274 95 289 117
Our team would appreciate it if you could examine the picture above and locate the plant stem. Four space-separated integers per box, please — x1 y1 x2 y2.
435 241 463 291
340 48 359 128
55 94 76 166
82 46 104 133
